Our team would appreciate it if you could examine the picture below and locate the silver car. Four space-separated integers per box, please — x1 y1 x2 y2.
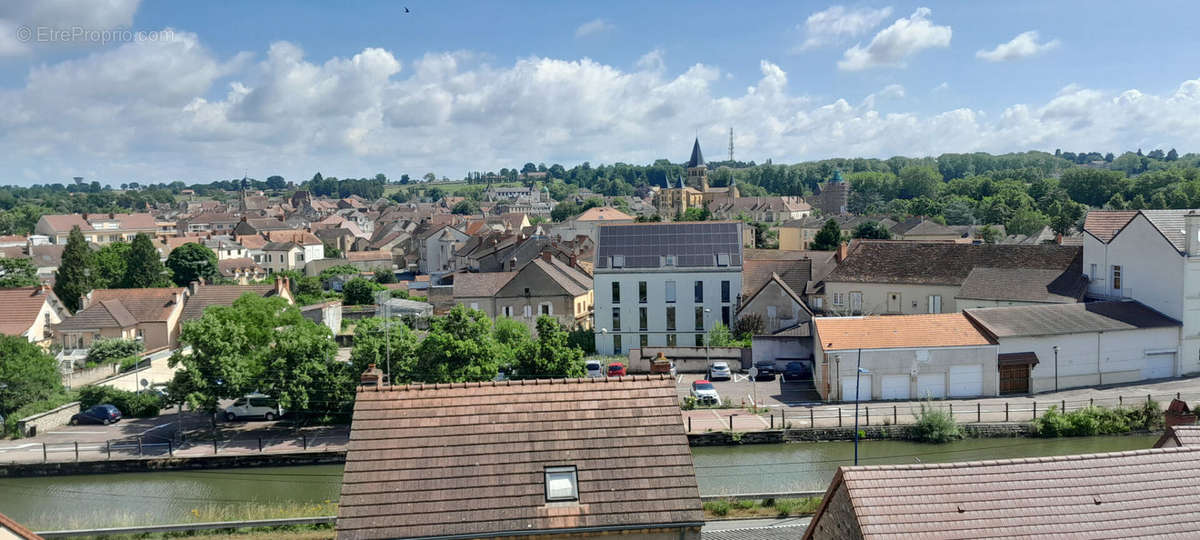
585 360 604 378
708 361 732 381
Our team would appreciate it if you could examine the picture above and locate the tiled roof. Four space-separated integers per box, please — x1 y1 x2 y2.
1082 210 1138 243
38 214 89 232
804 446 1200 539
826 241 1081 285
181 284 280 321
574 206 634 222
337 376 702 540
0 287 56 336
0 511 43 540
266 229 322 246
235 234 268 250
964 300 1180 338
891 217 958 236
1157 425 1200 448
956 266 1087 303
1139 209 1191 252
262 241 300 251
814 313 994 351
452 271 516 297
739 273 811 321
27 244 64 269
217 257 263 277
86 288 183 322
529 257 592 297
742 258 811 299
346 251 391 263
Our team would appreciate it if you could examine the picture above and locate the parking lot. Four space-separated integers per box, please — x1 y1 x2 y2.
676 371 821 408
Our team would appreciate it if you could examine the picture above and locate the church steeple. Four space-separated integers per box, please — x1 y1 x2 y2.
687 137 705 168
686 138 708 191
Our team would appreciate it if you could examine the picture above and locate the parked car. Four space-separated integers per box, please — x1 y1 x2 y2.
754 360 777 381
71 404 122 426
224 394 284 421
783 361 811 383
607 363 627 377
690 380 721 406
707 361 732 381
585 360 604 378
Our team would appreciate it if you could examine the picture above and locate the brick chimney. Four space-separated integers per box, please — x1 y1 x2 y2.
274 275 290 297
541 250 553 263
836 242 849 263
188 280 200 295
508 257 517 271
568 254 578 268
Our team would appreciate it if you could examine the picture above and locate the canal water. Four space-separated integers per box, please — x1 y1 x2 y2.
0 435 1158 530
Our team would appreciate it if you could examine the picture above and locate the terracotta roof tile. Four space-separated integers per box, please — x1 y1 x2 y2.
574 207 634 222
0 287 57 336
827 241 1081 286
266 229 322 246
181 284 282 321
453 271 516 298
337 376 701 540
0 511 43 540
815 313 994 351
1082 210 1138 243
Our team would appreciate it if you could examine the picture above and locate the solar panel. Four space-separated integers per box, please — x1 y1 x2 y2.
596 222 742 270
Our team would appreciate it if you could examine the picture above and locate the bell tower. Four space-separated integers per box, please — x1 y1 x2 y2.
686 137 707 191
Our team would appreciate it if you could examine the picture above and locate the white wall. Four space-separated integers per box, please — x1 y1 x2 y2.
816 345 999 401
1096 215 1183 317
594 269 742 355
997 327 1180 393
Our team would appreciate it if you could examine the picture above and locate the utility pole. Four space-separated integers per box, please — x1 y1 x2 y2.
728 127 734 163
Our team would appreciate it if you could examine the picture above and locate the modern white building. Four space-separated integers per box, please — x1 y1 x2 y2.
1082 209 1200 375
593 222 743 355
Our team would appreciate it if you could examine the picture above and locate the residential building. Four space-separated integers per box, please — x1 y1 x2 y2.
260 241 307 273
0 286 69 345
35 212 157 244
54 288 187 352
418 224 469 274
709 196 812 223
1155 425 1200 448
300 300 342 335
177 213 241 234
738 249 829 330
964 301 1181 394
265 230 325 263
888 217 961 242
217 257 266 284
180 279 295 323
737 273 814 335
547 206 634 243
1082 209 1200 375
821 241 1083 315
337 376 702 540
593 221 743 355
652 138 738 216
232 217 292 236
453 252 594 329
812 313 999 401
778 215 896 251
803 446 1200 540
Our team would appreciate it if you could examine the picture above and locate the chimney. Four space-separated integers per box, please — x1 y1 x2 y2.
189 280 200 295
108 212 115 219
274 275 289 297
569 254 578 268
508 257 517 271
1187 211 1200 256
1055 233 1064 245
541 251 553 263
836 242 849 263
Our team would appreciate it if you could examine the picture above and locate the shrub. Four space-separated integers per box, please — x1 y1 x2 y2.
909 402 962 443
681 396 697 410
1034 403 1159 438
734 500 755 510
774 499 795 517
703 500 730 517
84 338 143 368
3 393 76 438
77 386 161 418
118 356 142 373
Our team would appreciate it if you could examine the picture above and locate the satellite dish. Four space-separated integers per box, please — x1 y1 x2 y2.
140 378 149 388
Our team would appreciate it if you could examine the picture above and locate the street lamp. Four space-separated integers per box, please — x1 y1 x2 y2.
600 328 609 354
854 347 868 466
703 308 712 374
1052 345 1059 392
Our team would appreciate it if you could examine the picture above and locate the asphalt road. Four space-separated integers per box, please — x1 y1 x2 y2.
677 372 822 408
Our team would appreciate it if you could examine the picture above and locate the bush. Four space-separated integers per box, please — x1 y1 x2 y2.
119 356 142 373
703 500 730 517
774 499 795 517
1033 403 1159 438
3 393 76 438
84 338 143 368
389 289 410 299
77 386 161 418
909 402 962 443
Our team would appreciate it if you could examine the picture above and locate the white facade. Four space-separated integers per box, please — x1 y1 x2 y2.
814 345 1000 401
993 327 1180 393
593 269 742 355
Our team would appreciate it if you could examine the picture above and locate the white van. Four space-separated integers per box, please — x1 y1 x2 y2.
224 393 284 421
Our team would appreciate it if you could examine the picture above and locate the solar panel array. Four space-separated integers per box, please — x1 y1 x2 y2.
595 222 742 269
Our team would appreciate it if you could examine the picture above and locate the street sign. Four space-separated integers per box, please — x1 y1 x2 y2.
140 378 149 388
748 367 758 378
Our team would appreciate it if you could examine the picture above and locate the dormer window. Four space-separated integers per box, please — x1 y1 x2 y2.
717 253 730 266
611 255 624 268
544 466 578 502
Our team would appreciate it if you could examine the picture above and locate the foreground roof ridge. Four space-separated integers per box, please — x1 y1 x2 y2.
845 445 1200 472
362 373 673 392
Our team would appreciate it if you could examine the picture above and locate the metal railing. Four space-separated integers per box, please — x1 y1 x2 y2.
5 428 347 465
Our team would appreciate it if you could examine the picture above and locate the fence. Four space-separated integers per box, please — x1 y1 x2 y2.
3 428 348 465
684 390 1192 433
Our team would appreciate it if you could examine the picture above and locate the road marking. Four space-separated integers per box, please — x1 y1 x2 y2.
676 375 684 384
46 431 106 434
733 374 749 383
0 443 40 452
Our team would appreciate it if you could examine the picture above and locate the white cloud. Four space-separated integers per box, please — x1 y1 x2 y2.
838 7 951 71
574 18 613 38
976 30 1060 62
0 0 142 56
8 34 1200 184
796 5 892 51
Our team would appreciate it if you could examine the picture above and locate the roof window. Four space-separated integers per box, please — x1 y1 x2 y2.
545 465 578 502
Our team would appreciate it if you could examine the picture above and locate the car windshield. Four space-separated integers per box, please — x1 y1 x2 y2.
694 382 714 391
608 365 622 372
713 363 728 369
586 362 601 369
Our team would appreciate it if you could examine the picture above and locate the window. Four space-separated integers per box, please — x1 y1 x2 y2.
611 255 625 268
665 281 676 303
545 466 578 502
1112 265 1122 291
695 334 704 346
667 334 677 346
640 334 648 347
849 292 863 312
767 306 777 319
694 281 704 303
721 306 730 326
639 281 647 303
639 307 648 331
814 297 823 309
613 334 622 354
611 308 621 331
695 306 704 330
666 306 676 331
540 303 552 316
611 282 620 304
717 253 730 266
832 293 845 306
469 302 479 310
504 306 514 317
1090 263 1097 281
927 295 942 314
523 305 531 318
664 255 676 267
721 280 731 303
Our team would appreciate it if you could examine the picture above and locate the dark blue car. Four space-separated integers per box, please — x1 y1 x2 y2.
70 404 122 425
783 361 811 383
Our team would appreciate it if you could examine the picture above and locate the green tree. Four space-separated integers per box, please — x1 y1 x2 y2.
1048 200 1086 236
811 219 843 251
451 200 480 215
123 233 168 288
941 198 976 225
0 335 64 418
1007 208 1049 237
0 258 39 288
165 242 218 286
898 165 942 199
54 226 93 312
323 242 342 258
707 323 737 347
511 317 584 379
373 268 396 284
1128 194 1147 210
1106 192 1128 210
852 221 892 239
93 242 130 289
679 206 711 221
343 277 379 305
412 305 502 383
263 321 351 415
978 224 1000 244
84 338 144 367
349 316 419 383
1059 168 1125 207
733 314 765 340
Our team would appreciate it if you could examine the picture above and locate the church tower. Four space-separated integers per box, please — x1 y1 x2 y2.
686 137 707 191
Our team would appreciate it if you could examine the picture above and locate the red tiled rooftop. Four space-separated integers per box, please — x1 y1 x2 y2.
1082 210 1138 243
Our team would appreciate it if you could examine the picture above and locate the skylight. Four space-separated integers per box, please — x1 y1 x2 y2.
545 465 578 502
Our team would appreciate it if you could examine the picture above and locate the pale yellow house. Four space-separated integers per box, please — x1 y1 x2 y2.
0 286 69 346
454 253 594 330
54 288 187 352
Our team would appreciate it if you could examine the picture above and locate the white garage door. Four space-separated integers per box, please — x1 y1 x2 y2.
1142 352 1175 380
841 376 872 402
948 365 983 397
916 373 945 399
881 375 910 400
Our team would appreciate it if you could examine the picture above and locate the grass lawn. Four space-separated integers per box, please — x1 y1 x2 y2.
702 497 822 520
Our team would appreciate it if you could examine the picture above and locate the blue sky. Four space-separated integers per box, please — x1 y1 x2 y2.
1 1 1200 185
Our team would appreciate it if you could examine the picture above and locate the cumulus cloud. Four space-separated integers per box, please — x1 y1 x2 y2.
976 30 1060 62
7 32 1200 184
796 5 892 51
838 7 951 71
575 18 613 38
0 0 142 56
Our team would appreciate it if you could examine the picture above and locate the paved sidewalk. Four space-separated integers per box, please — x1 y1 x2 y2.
683 375 1200 433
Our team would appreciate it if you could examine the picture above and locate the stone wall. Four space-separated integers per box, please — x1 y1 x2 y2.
0 450 346 478
687 423 1031 446
17 401 81 438
810 484 863 540
62 363 119 388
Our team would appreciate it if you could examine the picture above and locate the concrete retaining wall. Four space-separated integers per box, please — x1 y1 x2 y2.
0 450 347 478
17 402 81 438
62 364 119 388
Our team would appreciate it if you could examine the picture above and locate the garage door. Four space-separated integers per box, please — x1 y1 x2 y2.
1142 352 1175 380
948 365 983 397
916 373 945 399
880 375 910 400
841 376 872 402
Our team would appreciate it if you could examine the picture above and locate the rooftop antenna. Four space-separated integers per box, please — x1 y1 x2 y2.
728 127 734 163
